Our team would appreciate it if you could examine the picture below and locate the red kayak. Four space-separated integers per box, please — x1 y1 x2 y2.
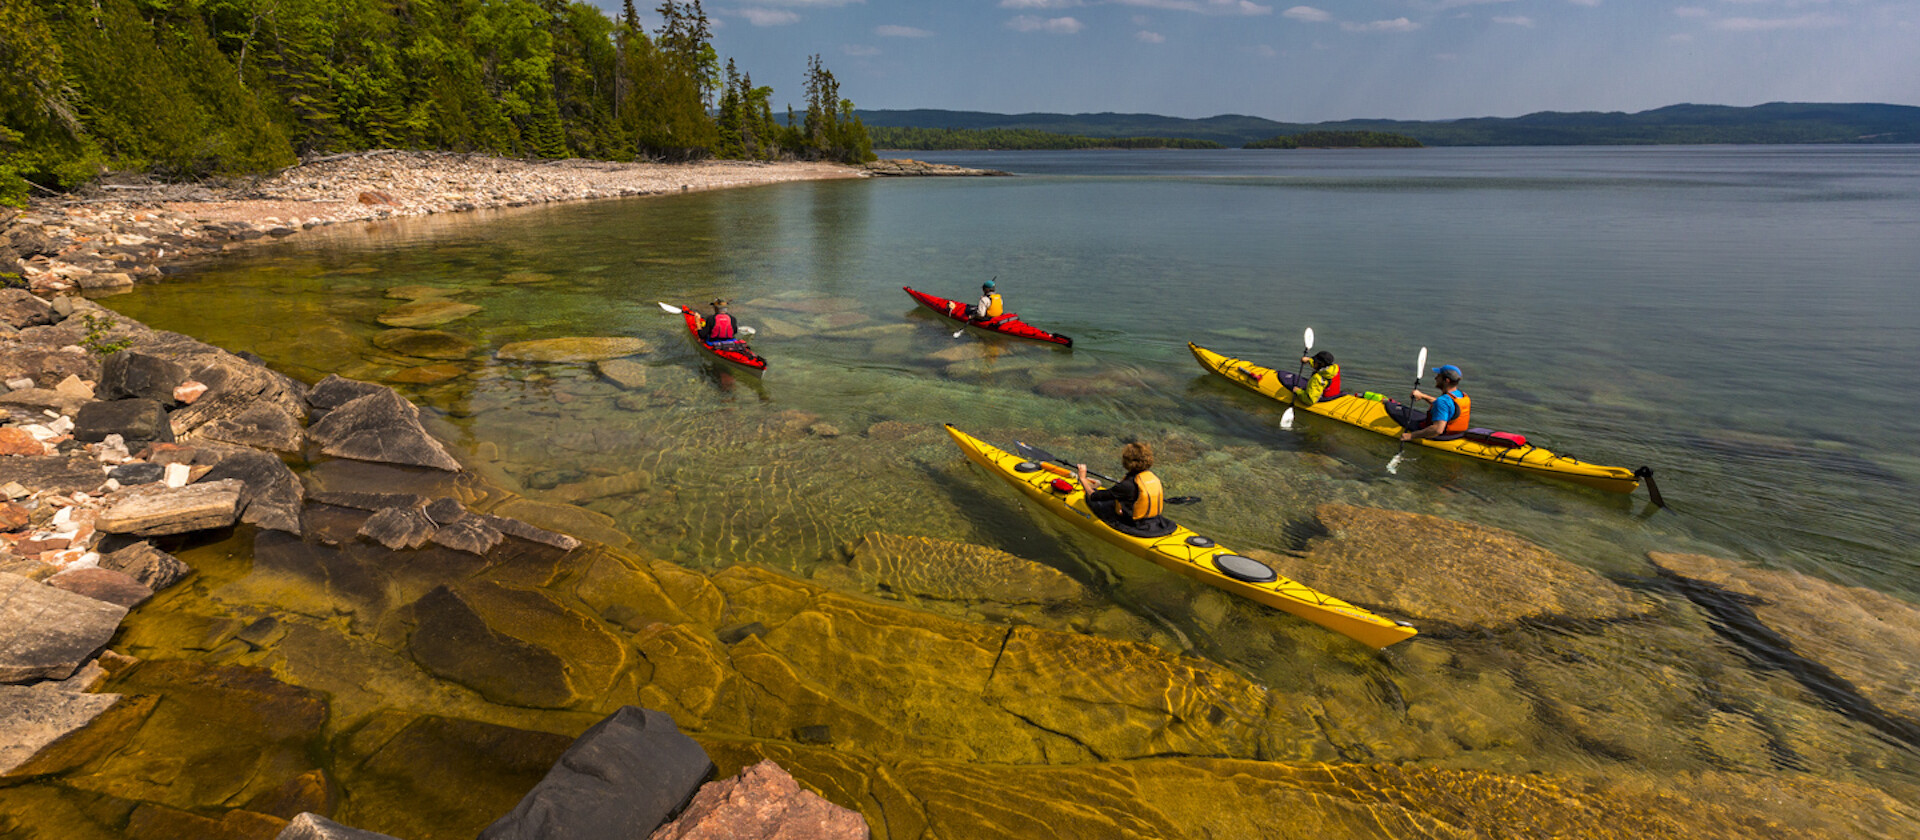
677 305 766 371
904 287 1072 347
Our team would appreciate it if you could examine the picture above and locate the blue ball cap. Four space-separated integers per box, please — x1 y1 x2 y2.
1432 364 1463 380
982 279 996 291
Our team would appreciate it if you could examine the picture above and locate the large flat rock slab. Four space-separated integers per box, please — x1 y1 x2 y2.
377 299 481 328
1650 551 1920 743
496 337 650 363
839 531 1091 607
1271 504 1652 631
478 706 713 840
0 454 108 495
0 572 129 682
96 478 244 536
0 681 125 775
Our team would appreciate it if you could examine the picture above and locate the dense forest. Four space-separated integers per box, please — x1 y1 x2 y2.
0 0 872 205
1244 131 1422 149
869 127 1221 151
857 103 1920 148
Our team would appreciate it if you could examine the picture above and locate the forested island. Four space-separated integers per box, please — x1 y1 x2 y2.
856 103 1920 148
1245 131 1422 149
0 0 873 205
869 127 1221 151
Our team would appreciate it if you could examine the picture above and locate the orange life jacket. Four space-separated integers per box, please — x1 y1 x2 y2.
1443 390 1472 434
1123 471 1164 520
982 293 1003 318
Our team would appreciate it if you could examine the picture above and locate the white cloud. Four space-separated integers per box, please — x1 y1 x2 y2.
1007 15 1085 32
1713 12 1842 29
1674 6 1709 17
875 24 932 37
749 0 862 5
1110 0 1271 15
1283 5 1332 22
1431 0 1516 8
843 44 881 56
1000 0 1081 8
1341 17 1420 31
1137 29 1167 41
740 7 800 25
1493 14 1534 25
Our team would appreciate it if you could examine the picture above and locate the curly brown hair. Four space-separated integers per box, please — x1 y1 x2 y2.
1120 442 1154 473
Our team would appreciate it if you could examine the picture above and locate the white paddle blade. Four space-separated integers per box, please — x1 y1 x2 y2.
738 325 757 337
952 329 966 339
1415 346 1428 381
1387 452 1403 474
1303 327 1314 352
1280 407 1294 430
657 302 682 313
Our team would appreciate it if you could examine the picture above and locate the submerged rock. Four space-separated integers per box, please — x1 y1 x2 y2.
1272 504 1652 631
478 706 713 840
496 337 651 363
372 328 476 360
377 299 481 328
1649 551 1920 745
841 531 1090 607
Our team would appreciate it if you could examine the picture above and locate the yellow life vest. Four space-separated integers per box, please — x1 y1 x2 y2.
1124 471 1165 520
983 293 1003 318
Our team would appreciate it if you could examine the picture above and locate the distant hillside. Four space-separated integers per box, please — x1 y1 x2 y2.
858 103 1920 147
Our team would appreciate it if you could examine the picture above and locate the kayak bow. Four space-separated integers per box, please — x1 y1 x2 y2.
905 287 1072 347
946 424 1417 649
1190 343 1655 497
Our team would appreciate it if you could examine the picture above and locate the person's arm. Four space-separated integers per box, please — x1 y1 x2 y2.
1410 387 1434 404
1401 421 1445 442
1401 394 1453 441
1076 465 1098 493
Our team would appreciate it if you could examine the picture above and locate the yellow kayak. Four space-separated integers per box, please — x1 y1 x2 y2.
1189 343 1654 497
945 424 1417 650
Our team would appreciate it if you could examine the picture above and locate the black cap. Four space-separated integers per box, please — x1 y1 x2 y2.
1311 351 1335 368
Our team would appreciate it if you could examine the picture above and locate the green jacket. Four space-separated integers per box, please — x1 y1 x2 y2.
1292 363 1339 407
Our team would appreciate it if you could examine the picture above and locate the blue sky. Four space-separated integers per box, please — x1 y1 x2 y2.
617 1 1920 122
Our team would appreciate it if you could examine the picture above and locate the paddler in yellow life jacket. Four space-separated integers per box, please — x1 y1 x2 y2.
1076 442 1177 538
969 279 1005 323
1402 364 1471 442
1290 351 1343 407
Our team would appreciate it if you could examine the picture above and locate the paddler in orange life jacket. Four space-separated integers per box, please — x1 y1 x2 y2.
698 299 738 345
1290 351 1343 407
969 279 1005 324
1076 442 1177 538
1402 364 1470 442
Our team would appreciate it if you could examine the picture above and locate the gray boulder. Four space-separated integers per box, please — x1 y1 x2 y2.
99 350 190 403
0 572 129 682
0 455 108 495
275 813 403 840
359 505 437 550
74 398 175 444
0 289 57 329
308 388 460 471
97 541 192 591
0 345 101 389
307 374 390 411
195 443 304 534
478 706 714 840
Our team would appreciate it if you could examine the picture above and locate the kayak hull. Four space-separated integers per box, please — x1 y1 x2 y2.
946 424 1417 650
1189 343 1641 494
680 307 766 372
904 287 1072 347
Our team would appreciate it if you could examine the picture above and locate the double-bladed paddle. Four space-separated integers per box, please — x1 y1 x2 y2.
1387 346 1426 474
659 301 754 336
1279 326 1314 430
1014 441 1201 504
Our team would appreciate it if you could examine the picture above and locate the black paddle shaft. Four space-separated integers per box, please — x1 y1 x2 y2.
1014 441 1201 504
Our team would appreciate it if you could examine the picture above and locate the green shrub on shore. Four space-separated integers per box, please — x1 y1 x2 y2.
0 0 873 203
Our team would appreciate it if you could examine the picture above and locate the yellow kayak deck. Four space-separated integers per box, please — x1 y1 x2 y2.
1189 343 1643 494
946 425 1417 649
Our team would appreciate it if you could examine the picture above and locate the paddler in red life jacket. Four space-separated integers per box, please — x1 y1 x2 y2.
1075 442 1177 538
699 299 738 345
1402 364 1471 442
969 279 1005 324
1290 351 1343 407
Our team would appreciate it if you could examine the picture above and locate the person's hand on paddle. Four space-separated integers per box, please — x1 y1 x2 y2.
1075 464 1097 492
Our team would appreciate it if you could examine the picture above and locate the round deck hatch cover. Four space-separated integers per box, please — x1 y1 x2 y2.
1214 553 1277 583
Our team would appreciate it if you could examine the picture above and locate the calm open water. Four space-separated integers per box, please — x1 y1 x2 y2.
106 146 1920 597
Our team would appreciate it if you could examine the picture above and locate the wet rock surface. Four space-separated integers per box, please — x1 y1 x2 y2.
496 337 651 363
1274 503 1654 631
308 387 461 471
479 706 713 840
650 758 868 840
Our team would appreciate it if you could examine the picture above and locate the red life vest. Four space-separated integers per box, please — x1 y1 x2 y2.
707 312 735 341
1326 368 1342 397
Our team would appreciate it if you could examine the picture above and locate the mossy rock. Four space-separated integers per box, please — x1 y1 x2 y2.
377 300 482 328
371 328 475 360
496 337 651 363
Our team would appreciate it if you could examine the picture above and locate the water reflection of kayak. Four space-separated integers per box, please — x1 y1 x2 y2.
904 287 1073 346
678 306 766 372
1190 343 1657 499
945 424 1418 650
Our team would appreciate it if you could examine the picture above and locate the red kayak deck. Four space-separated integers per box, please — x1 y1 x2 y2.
679 307 766 371
904 287 1072 347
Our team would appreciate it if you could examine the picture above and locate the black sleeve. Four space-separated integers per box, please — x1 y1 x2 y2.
1089 476 1138 506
